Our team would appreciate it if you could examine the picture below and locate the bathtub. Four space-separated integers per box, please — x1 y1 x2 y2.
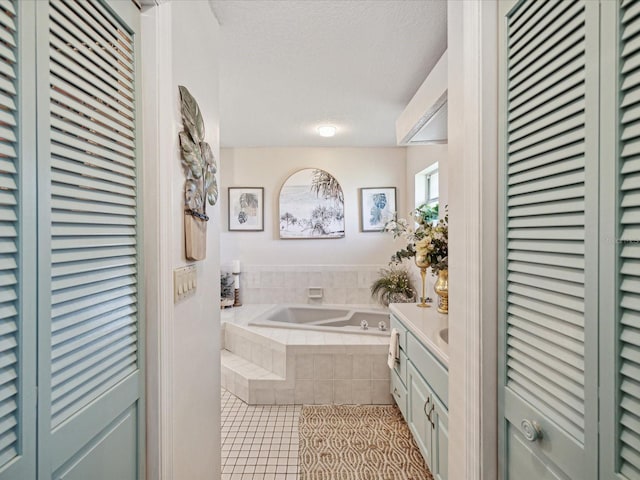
248 304 390 336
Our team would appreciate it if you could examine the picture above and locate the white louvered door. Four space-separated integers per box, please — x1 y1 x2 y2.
36 1 142 478
0 1 36 479
499 0 599 478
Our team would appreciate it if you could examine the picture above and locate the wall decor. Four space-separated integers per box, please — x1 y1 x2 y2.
279 169 345 239
228 187 264 231
178 85 218 261
360 187 396 232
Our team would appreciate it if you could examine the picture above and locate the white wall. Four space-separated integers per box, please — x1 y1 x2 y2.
142 2 221 479
220 147 407 267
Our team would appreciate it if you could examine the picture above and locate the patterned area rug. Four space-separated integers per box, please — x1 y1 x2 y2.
299 404 433 480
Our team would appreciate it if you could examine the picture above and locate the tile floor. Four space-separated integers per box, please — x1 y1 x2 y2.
221 388 301 480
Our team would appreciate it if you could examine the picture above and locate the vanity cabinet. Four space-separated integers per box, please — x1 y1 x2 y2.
390 313 448 479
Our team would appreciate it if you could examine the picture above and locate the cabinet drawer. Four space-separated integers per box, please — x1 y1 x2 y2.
391 314 407 352
391 370 407 419
407 333 448 408
394 349 408 386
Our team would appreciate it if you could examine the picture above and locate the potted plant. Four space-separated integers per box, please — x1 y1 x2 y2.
384 206 448 274
384 206 449 312
370 266 417 307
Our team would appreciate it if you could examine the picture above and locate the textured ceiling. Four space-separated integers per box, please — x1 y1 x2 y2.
211 0 447 147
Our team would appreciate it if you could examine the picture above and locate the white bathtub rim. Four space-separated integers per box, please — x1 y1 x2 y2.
248 303 391 336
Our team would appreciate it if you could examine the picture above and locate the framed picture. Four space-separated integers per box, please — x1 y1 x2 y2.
279 168 345 239
360 187 396 232
228 187 264 231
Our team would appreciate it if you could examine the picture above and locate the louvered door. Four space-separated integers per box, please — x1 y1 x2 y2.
499 0 599 478
616 3 640 477
0 1 36 479
599 1 640 478
36 1 142 478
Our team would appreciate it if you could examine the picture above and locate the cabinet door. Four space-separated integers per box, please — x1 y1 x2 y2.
498 0 599 478
391 369 407 419
407 363 433 468
432 395 448 480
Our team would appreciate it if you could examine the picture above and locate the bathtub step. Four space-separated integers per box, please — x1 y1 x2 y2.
221 350 291 404
221 349 283 380
223 322 287 371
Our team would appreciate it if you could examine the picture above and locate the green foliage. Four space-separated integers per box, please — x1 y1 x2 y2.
415 203 439 223
384 206 448 273
370 266 417 307
414 214 448 274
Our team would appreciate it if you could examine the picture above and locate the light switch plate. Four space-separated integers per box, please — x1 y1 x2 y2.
174 264 197 303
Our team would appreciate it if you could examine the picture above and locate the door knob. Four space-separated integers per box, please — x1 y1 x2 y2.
521 419 542 442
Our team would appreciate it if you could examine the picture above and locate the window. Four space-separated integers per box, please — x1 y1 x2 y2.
415 163 439 223
424 169 439 207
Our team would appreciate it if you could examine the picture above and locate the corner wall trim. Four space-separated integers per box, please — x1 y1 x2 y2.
141 3 175 479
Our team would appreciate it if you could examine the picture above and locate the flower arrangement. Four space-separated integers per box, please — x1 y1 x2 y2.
384 205 448 274
370 266 417 306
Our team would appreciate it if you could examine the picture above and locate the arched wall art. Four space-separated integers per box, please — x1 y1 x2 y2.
279 169 345 239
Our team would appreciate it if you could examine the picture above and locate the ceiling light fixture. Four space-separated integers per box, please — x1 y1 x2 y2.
317 125 337 137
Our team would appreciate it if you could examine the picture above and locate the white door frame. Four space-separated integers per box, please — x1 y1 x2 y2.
447 1 499 479
139 2 500 479
140 3 175 479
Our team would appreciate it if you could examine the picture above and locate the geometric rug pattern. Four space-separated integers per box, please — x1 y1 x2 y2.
299 404 433 480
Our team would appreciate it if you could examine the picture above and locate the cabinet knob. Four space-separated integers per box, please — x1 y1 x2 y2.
393 388 400 398
521 419 542 442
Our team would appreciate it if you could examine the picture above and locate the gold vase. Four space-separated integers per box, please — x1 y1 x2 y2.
434 269 448 314
415 255 431 308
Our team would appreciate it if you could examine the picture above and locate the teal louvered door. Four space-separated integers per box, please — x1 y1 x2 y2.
616 3 640 477
36 1 143 478
499 0 599 478
616 2 640 473
599 1 640 478
0 1 36 479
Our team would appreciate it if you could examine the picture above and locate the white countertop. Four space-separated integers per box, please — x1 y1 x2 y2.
389 302 449 367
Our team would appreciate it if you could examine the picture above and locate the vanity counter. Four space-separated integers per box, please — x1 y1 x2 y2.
389 303 449 367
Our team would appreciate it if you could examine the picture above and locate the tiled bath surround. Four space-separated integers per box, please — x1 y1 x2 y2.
292 350 391 405
237 265 387 305
221 307 392 406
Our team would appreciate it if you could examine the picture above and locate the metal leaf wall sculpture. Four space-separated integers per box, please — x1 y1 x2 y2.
178 85 219 220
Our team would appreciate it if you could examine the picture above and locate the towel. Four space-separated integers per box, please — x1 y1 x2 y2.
388 328 400 369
